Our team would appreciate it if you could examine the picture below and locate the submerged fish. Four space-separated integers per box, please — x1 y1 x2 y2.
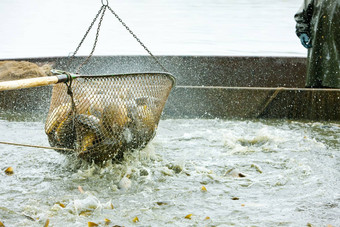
45 103 72 135
104 218 111 225
132 217 139 223
123 96 157 149
101 102 130 137
45 103 75 151
87 222 98 227
4 167 14 175
74 114 102 159
185 214 193 219
45 94 161 163
44 219 49 227
74 113 125 162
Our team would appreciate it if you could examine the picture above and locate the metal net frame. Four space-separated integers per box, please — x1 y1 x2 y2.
43 1 176 163
45 73 175 163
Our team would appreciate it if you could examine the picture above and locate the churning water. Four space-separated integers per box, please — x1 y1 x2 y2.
0 0 339 226
0 117 339 226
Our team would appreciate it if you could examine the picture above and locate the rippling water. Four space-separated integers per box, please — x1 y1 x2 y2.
0 0 339 226
0 117 339 226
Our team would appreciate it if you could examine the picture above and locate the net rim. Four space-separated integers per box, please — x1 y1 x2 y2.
52 69 176 87
79 72 176 86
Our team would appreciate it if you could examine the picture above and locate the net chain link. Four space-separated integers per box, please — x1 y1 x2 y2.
66 1 168 73
76 5 107 73
107 5 168 72
66 5 106 72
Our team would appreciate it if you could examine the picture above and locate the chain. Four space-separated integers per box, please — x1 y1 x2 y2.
107 5 168 72
66 1 168 73
65 5 106 71
76 5 107 73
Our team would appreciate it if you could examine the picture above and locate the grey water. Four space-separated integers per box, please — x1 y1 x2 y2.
0 117 339 226
0 0 339 226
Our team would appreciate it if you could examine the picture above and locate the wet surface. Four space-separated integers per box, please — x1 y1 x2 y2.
0 115 339 226
0 1 338 226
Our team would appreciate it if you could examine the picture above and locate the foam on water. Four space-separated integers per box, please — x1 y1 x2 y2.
0 116 339 226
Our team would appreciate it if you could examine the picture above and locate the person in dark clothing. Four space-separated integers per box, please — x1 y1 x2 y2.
295 0 340 88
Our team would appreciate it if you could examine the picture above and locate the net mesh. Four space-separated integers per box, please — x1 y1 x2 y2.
45 73 174 163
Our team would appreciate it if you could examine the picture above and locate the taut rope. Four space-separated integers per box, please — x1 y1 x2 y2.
0 141 74 152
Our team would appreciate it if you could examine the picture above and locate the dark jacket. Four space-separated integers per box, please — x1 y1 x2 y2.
295 0 340 88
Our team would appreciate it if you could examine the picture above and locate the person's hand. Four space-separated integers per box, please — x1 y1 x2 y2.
299 33 312 48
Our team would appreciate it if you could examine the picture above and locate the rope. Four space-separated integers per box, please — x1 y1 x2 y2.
0 141 74 152
64 72 78 149
174 85 337 91
256 87 283 117
65 72 77 116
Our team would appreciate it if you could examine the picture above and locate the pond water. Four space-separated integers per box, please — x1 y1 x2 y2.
0 0 339 226
0 116 339 226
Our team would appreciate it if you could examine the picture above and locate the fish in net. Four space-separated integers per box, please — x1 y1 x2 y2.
45 72 175 163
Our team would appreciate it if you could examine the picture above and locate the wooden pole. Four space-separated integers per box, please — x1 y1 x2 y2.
0 76 59 91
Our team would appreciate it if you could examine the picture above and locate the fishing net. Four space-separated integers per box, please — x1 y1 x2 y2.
45 73 175 163
44 1 176 163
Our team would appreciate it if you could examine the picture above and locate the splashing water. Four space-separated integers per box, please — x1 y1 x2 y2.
0 117 339 226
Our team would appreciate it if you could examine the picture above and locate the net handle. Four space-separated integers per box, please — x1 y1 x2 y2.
0 74 71 91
